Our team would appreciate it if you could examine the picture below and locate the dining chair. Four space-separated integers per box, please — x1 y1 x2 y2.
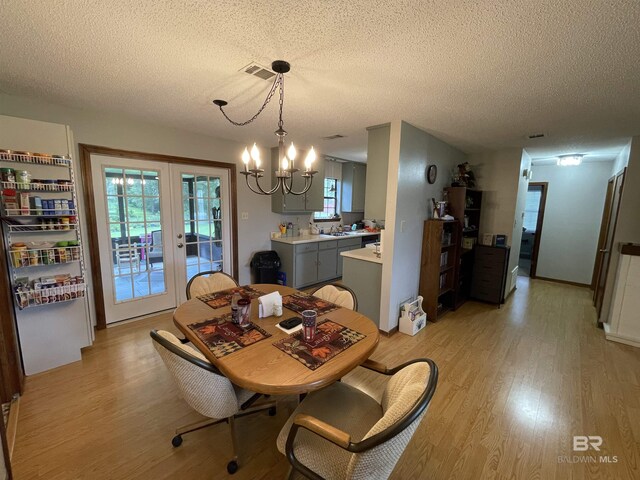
147 230 163 268
150 329 276 475
309 283 358 311
115 242 140 274
186 270 239 299
277 358 438 480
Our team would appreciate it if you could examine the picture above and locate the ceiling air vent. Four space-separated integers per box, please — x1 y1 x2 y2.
241 62 276 81
528 133 545 139
322 134 346 140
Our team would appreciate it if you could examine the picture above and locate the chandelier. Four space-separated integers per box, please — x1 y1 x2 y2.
213 60 318 196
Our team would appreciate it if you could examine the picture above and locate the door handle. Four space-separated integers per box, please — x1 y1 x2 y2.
599 249 609 253
177 243 184 248
177 233 183 239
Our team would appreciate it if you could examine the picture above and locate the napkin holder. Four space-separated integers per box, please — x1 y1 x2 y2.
399 296 426 336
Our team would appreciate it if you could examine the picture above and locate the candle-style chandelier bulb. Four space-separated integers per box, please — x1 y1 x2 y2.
282 156 289 170
250 143 260 163
287 143 297 162
241 147 250 165
305 147 316 169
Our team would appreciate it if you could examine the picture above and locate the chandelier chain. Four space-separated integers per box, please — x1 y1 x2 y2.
217 74 283 127
278 74 285 130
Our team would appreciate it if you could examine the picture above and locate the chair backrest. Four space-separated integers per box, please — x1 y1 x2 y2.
150 330 240 419
310 284 358 311
347 360 437 479
186 271 239 299
116 242 138 260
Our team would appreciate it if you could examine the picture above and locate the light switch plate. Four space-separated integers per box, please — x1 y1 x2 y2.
241 212 249 220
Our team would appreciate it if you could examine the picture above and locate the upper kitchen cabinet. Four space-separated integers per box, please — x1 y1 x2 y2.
271 147 325 213
364 124 390 220
341 162 366 212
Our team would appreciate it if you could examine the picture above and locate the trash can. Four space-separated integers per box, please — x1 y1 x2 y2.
250 251 281 284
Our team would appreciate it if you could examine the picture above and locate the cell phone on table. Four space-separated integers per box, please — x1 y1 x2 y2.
279 317 302 329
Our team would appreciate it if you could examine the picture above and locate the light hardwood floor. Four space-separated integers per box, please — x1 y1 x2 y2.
11 277 640 479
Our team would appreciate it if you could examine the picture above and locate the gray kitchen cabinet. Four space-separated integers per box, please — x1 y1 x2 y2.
317 241 338 282
271 237 358 288
295 249 319 287
364 124 390 220
271 147 325 213
341 162 366 212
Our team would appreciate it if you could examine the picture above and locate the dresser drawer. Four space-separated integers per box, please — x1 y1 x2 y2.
473 263 505 278
471 286 502 303
295 242 318 254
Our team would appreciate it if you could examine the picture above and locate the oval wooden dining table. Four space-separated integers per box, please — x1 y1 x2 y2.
173 283 380 395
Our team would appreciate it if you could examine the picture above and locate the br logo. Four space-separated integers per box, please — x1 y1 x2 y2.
573 436 603 452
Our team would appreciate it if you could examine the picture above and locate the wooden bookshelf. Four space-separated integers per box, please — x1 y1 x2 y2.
445 186 483 308
419 219 461 321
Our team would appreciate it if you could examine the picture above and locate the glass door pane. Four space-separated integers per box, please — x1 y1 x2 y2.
92 156 176 324
172 165 231 304
104 168 167 303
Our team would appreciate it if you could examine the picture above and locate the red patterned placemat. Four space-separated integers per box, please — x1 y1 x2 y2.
282 292 340 315
272 319 366 370
188 313 272 358
197 286 264 309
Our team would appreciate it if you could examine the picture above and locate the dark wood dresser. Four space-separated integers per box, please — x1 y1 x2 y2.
470 245 510 305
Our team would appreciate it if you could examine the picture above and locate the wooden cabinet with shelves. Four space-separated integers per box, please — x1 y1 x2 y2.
419 220 462 321
445 186 483 307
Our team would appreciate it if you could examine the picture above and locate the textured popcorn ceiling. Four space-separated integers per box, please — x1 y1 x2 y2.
1 1 639 162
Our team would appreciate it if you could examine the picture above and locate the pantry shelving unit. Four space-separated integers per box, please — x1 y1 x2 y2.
1 150 87 310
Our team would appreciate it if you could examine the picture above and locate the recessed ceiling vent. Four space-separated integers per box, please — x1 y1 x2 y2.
322 134 346 140
241 62 276 80
528 133 545 139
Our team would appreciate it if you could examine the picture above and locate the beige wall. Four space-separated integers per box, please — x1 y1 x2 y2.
470 148 524 293
379 121 466 331
0 93 282 292
533 161 613 285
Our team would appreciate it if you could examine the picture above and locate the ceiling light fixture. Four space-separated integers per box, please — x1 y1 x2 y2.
212 60 317 196
557 154 584 166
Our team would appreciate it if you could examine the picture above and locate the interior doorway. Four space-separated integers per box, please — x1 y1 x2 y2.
518 182 547 278
80 145 238 329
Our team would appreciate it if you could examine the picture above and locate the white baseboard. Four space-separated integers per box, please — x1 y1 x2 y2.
604 325 640 348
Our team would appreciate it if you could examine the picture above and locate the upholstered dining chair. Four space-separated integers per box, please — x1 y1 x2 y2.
186 271 239 299
150 330 276 474
147 230 163 268
277 358 438 480
309 283 358 311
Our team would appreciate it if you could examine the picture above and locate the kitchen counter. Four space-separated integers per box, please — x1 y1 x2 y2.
271 231 380 245
341 247 383 327
340 247 383 265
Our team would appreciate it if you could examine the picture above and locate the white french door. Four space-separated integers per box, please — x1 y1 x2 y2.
171 164 232 305
91 156 232 324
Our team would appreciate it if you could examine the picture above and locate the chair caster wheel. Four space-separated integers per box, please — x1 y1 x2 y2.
171 435 183 447
268 407 277 416
227 460 238 474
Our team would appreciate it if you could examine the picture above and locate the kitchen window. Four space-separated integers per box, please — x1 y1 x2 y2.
314 178 339 220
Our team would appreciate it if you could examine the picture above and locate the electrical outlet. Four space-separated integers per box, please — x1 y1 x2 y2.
241 212 249 220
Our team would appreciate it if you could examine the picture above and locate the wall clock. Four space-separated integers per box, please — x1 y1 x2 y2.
427 165 437 184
